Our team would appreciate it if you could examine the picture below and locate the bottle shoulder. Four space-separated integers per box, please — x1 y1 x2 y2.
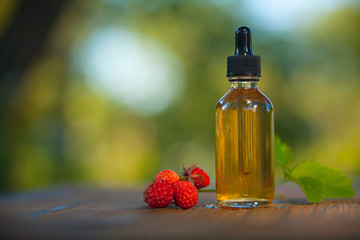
216 88 274 111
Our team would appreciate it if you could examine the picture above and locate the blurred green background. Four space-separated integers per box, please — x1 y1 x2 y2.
0 0 359 192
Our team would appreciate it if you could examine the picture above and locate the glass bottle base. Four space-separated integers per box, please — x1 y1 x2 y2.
218 198 271 208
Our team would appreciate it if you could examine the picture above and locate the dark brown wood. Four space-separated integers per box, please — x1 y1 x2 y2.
0 183 359 239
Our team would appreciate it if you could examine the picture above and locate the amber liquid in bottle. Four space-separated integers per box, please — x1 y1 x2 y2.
215 78 274 208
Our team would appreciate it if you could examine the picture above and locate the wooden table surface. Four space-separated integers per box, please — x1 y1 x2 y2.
0 182 359 239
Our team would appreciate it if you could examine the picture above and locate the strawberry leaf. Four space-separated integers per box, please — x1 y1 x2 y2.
275 136 354 203
274 136 291 169
291 176 325 203
290 160 354 202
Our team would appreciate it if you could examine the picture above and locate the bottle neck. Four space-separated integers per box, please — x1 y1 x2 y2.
229 76 259 89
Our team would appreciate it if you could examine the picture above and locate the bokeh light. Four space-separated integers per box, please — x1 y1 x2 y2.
77 28 184 115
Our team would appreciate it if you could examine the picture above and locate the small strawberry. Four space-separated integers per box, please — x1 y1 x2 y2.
155 169 180 185
144 182 154 195
144 179 174 208
174 181 198 209
182 164 210 189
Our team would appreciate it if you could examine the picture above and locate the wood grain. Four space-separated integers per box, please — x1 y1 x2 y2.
0 183 359 239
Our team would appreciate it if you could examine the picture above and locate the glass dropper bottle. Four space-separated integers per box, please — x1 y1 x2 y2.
215 26 274 208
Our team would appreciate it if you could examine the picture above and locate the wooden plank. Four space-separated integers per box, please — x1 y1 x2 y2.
0 184 359 239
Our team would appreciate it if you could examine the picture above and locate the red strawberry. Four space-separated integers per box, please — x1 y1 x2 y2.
144 182 154 195
174 181 198 209
144 179 174 208
182 164 210 189
155 169 180 185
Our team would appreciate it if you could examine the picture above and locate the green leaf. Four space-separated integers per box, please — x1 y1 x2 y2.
274 136 291 168
291 160 354 203
293 176 325 203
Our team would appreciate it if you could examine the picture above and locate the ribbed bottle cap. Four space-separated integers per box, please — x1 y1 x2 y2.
227 26 261 77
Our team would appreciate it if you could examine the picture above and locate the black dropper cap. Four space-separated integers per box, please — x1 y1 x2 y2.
226 26 261 77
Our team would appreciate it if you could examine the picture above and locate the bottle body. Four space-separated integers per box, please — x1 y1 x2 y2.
215 79 274 208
